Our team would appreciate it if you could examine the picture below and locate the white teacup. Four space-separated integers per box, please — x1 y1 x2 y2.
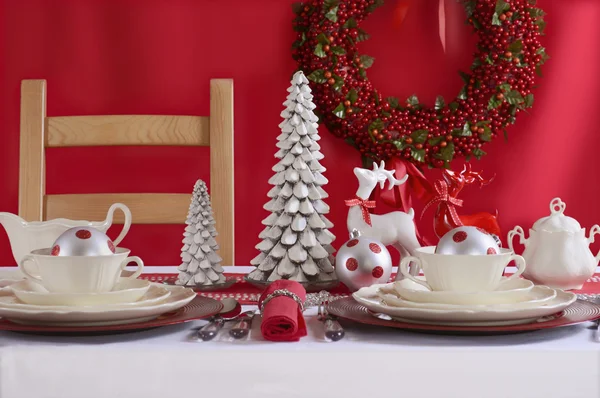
18 248 144 294
400 246 526 292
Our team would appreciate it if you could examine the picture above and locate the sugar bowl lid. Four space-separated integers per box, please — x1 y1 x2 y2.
532 198 581 232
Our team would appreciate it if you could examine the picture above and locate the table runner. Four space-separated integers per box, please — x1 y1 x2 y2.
141 272 600 304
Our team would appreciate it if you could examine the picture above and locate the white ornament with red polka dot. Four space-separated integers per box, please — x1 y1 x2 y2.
335 229 392 292
51 227 116 256
435 226 500 256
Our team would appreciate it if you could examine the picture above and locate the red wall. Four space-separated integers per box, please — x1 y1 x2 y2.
1 0 600 267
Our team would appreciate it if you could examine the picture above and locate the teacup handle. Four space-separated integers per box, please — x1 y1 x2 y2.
400 256 430 290
121 256 144 279
507 226 527 252
18 254 43 282
105 203 132 246
505 254 527 282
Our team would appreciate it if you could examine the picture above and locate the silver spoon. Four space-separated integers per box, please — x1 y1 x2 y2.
196 298 241 341
229 310 257 339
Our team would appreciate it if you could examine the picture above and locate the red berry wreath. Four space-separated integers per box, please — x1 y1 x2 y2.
292 0 548 169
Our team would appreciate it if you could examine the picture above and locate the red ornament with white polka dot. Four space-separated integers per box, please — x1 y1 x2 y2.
51 227 117 256
435 226 500 256
335 229 392 292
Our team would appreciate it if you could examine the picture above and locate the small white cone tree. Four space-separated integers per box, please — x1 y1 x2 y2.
247 71 336 284
176 180 226 286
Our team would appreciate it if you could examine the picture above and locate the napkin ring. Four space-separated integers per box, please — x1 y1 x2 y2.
260 289 304 312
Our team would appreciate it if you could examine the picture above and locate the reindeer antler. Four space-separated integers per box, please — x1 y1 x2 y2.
372 160 408 189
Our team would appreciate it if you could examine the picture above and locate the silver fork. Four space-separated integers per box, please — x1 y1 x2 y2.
318 300 345 342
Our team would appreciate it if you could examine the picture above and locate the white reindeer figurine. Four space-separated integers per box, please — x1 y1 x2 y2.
345 161 421 277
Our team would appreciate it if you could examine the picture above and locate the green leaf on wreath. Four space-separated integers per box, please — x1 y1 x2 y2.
428 136 444 146
359 55 375 68
314 43 326 58
292 3 304 15
535 19 547 35
333 103 346 119
471 58 483 70
386 97 400 109
373 90 380 106
498 83 511 92
332 75 344 91
492 13 501 26
356 28 370 42
369 119 384 133
472 147 487 160
346 88 358 105
464 0 476 17
435 96 445 111
505 90 524 105
503 128 509 142
458 87 467 100
488 95 503 110
524 93 534 108
382 110 392 118
537 47 550 65
342 17 357 29
325 5 339 22
439 142 455 162
485 54 494 64
495 0 510 15
411 148 426 163
511 11 523 21
331 46 346 55
307 69 327 83
394 140 406 150
406 95 419 107
528 8 546 18
366 0 384 13
411 130 429 144
459 71 471 84
460 122 473 137
449 102 459 112
472 18 483 30
358 68 367 79
478 125 492 142
322 0 338 12
508 40 523 54
316 33 330 45
291 32 307 50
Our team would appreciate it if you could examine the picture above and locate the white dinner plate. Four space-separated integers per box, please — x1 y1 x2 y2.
353 283 577 326
0 285 194 326
394 277 535 306
10 279 152 306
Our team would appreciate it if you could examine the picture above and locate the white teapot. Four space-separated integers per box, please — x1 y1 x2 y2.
508 198 600 290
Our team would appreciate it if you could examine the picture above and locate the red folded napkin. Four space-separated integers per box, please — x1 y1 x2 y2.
258 280 307 342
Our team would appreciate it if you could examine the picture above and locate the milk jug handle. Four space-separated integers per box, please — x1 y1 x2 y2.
507 226 527 252
105 204 132 246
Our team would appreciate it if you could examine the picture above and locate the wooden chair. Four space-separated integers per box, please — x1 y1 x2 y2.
18 79 235 265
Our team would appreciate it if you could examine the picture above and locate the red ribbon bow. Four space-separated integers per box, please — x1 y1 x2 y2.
345 196 376 226
421 180 463 226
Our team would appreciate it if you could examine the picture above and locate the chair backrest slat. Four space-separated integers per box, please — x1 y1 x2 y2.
46 115 210 147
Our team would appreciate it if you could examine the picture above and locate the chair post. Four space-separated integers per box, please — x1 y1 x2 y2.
209 79 235 266
19 80 47 221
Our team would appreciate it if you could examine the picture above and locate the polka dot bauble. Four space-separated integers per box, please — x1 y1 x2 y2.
435 226 500 256
51 227 116 256
335 229 392 292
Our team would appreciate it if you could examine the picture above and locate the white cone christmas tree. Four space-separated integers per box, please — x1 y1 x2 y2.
176 180 226 286
247 71 336 284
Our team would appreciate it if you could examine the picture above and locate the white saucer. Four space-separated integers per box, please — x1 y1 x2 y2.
0 285 193 326
10 279 152 306
378 284 557 311
394 277 535 306
353 283 577 326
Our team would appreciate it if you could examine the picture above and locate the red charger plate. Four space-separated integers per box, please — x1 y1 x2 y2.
0 296 222 336
327 298 600 335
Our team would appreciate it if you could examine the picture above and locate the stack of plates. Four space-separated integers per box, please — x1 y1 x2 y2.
352 277 578 327
0 278 200 327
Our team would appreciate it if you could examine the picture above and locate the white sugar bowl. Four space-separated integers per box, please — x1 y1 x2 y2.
508 198 600 290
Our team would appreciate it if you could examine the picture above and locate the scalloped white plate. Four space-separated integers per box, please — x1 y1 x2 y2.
353 283 577 326
394 277 535 306
10 279 153 306
0 285 194 326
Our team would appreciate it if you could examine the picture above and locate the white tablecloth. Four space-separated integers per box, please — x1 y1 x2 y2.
0 267 599 398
